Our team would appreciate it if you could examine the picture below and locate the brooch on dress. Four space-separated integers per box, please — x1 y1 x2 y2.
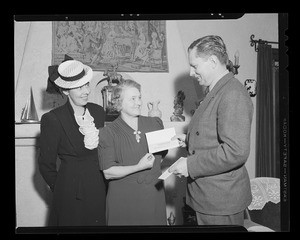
133 130 141 143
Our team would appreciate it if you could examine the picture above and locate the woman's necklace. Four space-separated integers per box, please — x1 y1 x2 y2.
81 106 87 120
74 106 87 120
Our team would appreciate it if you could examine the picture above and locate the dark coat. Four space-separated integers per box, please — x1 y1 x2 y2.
186 72 253 215
38 100 107 226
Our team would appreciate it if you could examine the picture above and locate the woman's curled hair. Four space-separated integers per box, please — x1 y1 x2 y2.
112 79 141 112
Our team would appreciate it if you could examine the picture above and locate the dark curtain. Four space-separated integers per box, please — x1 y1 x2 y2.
255 44 279 177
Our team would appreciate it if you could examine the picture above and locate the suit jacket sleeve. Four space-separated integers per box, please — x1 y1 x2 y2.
38 111 61 191
187 86 253 179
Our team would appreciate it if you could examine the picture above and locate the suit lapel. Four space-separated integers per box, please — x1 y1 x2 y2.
188 72 234 132
86 103 105 129
54 100 84 155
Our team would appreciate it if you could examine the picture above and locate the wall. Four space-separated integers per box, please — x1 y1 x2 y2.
15 139 52 227
15 13 279 227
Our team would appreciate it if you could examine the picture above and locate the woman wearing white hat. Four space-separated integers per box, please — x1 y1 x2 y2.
38 55 107 226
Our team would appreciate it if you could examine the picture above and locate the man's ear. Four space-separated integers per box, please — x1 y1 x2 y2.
209 55 218 68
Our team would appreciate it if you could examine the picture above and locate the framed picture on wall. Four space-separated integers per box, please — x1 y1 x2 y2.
52 20 168 72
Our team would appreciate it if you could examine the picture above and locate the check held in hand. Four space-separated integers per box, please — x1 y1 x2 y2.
145 128 180 153
158 157 186 180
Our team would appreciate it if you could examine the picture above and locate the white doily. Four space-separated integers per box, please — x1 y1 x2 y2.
248 177 280 210
74 108 99 150
247 225 275 232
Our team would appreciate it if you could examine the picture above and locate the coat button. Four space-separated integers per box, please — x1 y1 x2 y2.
192 150 195 154
196 131 199 136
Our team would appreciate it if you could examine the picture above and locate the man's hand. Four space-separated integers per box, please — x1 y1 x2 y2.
171 134 187 148
168 157 189 178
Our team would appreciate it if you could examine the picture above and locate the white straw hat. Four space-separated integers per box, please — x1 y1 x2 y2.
54 60 93 89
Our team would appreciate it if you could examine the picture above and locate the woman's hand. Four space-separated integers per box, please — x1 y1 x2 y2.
171 134 187 148
137 153 155 171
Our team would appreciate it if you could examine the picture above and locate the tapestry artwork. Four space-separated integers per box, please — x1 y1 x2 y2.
52 20 168 72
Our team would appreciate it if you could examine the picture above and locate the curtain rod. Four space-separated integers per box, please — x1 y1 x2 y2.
250 34 278 52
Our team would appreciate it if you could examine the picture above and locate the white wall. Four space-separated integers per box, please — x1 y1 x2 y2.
15 140 52 227
15 14 279 227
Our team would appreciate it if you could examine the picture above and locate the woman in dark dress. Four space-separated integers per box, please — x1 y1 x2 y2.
38 56 106 226
98 79 167 226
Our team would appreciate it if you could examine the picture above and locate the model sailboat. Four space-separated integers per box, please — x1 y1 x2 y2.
20 87 39 123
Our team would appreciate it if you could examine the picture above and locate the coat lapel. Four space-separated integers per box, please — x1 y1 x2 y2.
86 103 105 129
188 72 234 132
54 99 84 155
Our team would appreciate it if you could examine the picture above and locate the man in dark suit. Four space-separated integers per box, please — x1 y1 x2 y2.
170 35 253 226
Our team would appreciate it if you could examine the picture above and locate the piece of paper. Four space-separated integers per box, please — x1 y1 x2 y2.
145 127 180 153
158 157 185 180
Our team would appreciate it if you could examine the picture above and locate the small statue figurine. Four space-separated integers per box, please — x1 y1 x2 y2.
170 90 185 122
103 62 123 85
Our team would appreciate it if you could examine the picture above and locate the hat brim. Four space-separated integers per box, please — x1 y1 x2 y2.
54 65 93 89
